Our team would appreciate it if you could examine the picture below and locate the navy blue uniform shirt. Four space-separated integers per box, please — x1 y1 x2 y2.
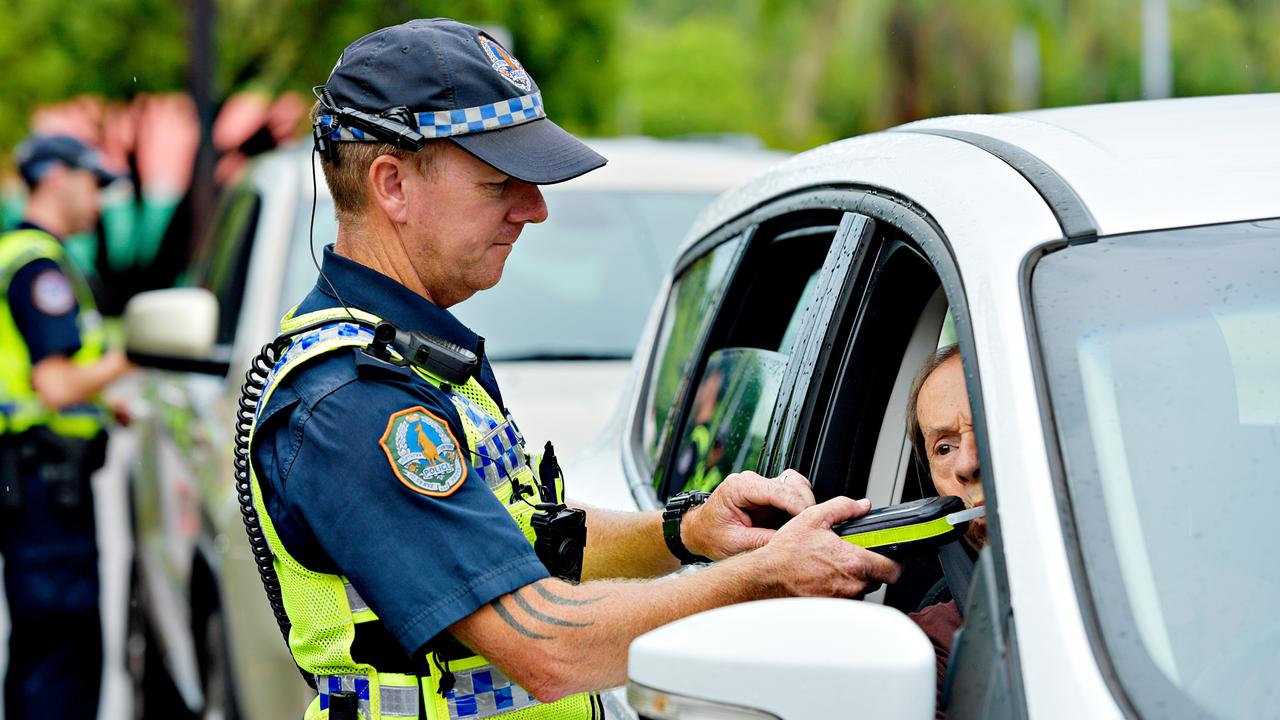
6 222 82 363
252 247 548 657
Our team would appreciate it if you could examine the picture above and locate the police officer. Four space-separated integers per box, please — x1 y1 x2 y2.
247 19 899 719
1 134 133 719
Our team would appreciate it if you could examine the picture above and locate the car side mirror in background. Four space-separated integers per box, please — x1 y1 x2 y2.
628 598 935 720
123 288 230 376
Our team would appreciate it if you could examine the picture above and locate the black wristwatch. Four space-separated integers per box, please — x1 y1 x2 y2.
662 491 711 565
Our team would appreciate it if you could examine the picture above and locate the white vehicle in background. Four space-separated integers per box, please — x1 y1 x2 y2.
566 94 1280 718
121 137 786 719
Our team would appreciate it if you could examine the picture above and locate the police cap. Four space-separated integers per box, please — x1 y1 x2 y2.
15 134 120 189
319 18 606 185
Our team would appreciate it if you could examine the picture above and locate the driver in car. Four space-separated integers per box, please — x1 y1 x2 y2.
904 343 985 717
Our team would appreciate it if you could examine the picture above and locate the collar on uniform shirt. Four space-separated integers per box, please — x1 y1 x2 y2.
307 245 482 353
13 220 59 240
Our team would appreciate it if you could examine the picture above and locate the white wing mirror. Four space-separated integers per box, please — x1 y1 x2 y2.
123 288 229 375
628 598 935 720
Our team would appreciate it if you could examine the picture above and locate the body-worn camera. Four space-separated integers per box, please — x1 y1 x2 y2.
530 442 587 582
531 505 587 582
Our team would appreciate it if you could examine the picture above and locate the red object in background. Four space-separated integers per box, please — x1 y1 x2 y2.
28 90 306 193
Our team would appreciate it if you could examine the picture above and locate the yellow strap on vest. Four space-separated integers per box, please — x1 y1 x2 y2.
0 229 108 438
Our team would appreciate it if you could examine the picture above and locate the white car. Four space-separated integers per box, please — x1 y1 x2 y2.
565 94 1280 719
122 137 785 719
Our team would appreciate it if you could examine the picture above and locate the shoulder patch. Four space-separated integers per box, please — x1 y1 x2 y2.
31 269 76 316
380 406 467 497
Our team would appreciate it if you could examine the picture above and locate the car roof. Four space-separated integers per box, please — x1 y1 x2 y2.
685 94 1280 248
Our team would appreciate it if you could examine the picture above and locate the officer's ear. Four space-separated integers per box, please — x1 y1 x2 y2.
367 154 409 225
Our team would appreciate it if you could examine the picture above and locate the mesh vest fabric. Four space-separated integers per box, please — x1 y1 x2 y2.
249 306 594 720
0 229 108 437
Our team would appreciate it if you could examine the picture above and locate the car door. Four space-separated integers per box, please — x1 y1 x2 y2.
760 188 1026 719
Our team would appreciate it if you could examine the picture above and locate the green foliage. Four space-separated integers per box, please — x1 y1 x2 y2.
1 0 1279 155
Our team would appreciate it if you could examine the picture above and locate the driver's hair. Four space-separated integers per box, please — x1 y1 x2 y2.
309 102 443 222
905 343 962 464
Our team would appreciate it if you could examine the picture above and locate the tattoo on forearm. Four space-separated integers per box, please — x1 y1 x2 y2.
530 581 604 607
513 590 593 628
491 598 553 640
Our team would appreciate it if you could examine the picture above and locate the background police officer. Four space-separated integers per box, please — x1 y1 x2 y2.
248 19 899 719
0 133 133 719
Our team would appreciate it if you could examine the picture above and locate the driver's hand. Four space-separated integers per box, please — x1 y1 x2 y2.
681 469 817 561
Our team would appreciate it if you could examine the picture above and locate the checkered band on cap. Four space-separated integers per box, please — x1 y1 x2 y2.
319 92 545 141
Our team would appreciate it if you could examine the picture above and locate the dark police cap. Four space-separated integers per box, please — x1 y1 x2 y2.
321 18 606 185
15 134 120 188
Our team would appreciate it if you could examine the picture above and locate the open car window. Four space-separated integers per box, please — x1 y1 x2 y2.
650 213 866 500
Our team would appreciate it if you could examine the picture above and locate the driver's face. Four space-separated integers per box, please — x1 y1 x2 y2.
916 355 985 549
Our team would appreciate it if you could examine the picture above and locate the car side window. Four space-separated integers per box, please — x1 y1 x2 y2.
667 348 787 494
187 188 262 345
640 236 743 474
653 213 851 499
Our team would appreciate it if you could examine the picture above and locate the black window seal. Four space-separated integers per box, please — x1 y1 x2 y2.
895 127 1099 245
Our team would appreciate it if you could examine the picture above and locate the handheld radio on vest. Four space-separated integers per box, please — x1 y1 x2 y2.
530 442 587 582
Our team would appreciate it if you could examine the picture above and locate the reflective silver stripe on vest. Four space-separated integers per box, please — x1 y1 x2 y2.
344 582 370 614
380 683 421 718
445 664 541 720
448 393 530 492
316 674 420 718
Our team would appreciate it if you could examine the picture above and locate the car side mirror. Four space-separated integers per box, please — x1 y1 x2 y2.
123 288 230 375
628 598 935 720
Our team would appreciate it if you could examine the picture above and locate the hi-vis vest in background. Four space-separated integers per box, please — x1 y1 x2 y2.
0 229 108 439
248 306 603 720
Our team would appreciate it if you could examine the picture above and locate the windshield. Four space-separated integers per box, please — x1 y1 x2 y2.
280 190 713 361
1031 219 1280 719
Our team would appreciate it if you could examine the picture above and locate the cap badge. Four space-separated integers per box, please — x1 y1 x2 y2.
478 34 533 92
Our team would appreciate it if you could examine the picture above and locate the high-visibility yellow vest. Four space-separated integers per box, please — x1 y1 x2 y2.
0 229 108 438
249 306 601 720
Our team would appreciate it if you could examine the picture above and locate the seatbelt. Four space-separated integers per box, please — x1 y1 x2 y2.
939 539 975 619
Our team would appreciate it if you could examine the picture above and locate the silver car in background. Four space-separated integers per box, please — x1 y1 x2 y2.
124 137 786 718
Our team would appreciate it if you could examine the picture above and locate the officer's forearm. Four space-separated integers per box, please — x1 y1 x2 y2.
450 553 785 702
31 352 133 410
577 506 680 581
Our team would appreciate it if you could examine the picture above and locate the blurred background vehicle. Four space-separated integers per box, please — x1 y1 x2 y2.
122 135 783 719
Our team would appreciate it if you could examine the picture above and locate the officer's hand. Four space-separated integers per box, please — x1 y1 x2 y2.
682 469 817 561
756 497 902 599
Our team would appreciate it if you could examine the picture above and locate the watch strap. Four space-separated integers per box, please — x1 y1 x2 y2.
662 491 711 565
